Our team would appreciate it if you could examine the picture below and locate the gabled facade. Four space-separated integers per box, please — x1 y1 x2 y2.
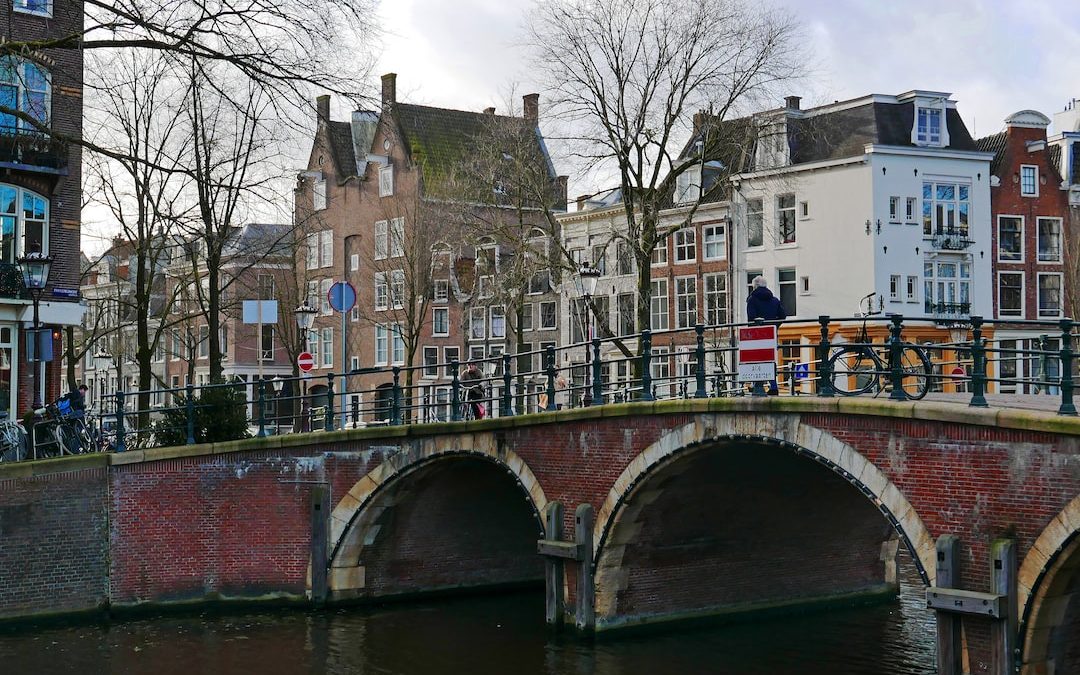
294 74 565 423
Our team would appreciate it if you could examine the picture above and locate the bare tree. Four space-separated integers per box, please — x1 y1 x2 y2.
528 0 803 337
1066 205 1080 322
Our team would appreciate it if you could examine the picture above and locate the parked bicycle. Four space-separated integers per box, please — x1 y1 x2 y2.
0 419 27 462
826 293 932 400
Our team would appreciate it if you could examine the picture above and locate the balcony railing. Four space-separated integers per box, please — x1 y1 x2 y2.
931 234 974 250
0 129 68 174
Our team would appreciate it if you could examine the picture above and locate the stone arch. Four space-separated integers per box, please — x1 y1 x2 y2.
322 434 547 598
1019 493 1080 672
592 414 936 623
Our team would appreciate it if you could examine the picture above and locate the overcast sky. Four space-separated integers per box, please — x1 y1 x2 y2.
377 0 1080 143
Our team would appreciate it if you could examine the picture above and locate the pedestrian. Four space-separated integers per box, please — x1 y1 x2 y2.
746 275 785 395
459 361 486 419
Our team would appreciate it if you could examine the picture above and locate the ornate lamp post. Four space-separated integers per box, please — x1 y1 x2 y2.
577 263 601 407
17 252 52 409
272 375 285 435
295 303 317 431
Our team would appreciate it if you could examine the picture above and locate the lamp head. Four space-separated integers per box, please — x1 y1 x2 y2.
577 263 601 297
294 303 318 331
17 251 52 291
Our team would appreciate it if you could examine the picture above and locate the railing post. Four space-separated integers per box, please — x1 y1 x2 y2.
640 329 654 401
544 346 557 412
694 323 707 398
817 316 834 397
325 374 335 431
256 379 267 437
591 337 603 406
888 314 906 401
185 383 195 445
1040 334 1051 395
502 353 513 417
750 318 766 397
1058 319 1076 416
968 315 988 408
115 390 126 453
391 366 402 425
451 359 462 421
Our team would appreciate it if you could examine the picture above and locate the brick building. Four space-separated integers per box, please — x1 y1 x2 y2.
1 0 85 418
976 110 1071 393
294 74 565 423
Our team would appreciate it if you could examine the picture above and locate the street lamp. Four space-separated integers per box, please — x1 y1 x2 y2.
17 251 52 409
294 303 317 431
577 263 601 407
272 376 285 435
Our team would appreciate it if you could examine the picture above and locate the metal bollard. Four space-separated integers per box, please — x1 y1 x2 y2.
694 323 707 398
888 315 906 401
185 383 195 445
545 346 557 412
115 390 126 453
325 374 335 431
640 329 654 401
391 366 402 425
256 380 267 437
817 315 834 397
502 353 513 417
969 316 988 408
1059 319 1077 416
451 359 462 421
591 337 603 406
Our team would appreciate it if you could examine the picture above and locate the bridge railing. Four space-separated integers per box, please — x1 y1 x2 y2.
20 314 1077 459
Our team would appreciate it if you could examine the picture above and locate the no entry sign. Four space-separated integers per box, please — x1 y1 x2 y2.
297 351 315 372
737 325 777 382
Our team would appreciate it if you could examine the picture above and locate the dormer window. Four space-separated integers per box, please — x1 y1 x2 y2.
917 107 942 145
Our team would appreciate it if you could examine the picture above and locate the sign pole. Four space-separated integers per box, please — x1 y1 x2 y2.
327 282 356 430
341 296 346 428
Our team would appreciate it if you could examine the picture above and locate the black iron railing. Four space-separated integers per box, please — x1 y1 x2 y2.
0 130 68 173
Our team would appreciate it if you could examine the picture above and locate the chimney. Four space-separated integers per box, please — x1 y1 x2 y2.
556 176 569 211
576 194 588 212
692 111 708 132
784 95 801 110
523 93 539 124
483 107 496 115
316 95 330 125
381 73 397 108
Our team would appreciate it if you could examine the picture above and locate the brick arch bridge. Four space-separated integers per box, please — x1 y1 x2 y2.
1 398 1079 675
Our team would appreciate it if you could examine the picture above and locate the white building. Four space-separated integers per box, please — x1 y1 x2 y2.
1048 98 1080 203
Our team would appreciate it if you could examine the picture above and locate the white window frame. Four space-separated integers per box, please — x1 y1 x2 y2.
319 278 333 315
997 215 1024 262
650 240 668 267
13 0 52 17
320 327 333 367
391 324 405 364
997 271 1024 319
0 183 49 261
433 279 449 303
319 229 333 268
374 325 388 365
914 104 947 147
777 193 796 245
539 301 557 330
379 164 394 197
374 220 388 260
443 346 460 377
432 307 449 336
390 269 405 309
650 278 669 331
906 275 918 302
745 198 764 248
1037 273 1063 318
702 224 725 261
889 196 900 222
313 178 327 211
489 305 506 339
390 217 405 258
1020 164 1038 197
374 272 388 310
889 275 900 300
470 307 486 340
675 276 697 329
1037 217 1062 263
674 229 696 263
906 197 917 222
422 346 439 378
702 274 727 326
350 253 359 271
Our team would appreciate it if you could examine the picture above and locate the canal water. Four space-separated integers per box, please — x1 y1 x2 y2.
0 565 934 674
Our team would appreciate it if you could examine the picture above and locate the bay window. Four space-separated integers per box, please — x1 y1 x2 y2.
0 183 47 263
0 58 49 131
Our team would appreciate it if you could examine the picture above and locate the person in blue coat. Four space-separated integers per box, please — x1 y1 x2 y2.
746 276 786 394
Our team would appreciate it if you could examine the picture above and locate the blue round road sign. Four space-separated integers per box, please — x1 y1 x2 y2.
328 281 357 313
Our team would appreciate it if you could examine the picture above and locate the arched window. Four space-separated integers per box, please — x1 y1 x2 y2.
0 183 48 263
0 58 50 132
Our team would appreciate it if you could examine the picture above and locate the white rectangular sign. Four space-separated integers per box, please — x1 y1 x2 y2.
737 361 776 383
242 300 278 325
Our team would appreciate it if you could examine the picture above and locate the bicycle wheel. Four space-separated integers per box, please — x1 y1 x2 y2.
55 424 81 455
826 346 881 395
895 344 932 400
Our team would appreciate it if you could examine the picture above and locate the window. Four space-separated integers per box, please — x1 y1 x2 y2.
390 270 405 308
433 279 449 303
470 307 486 340
540 301 557 330
443 346 460 376
374 220 388 259
906 275 918 302
998 216 1023 261
675 276 697 328
916 106 942 145
320 278 333 314
702 225 725 261
998 273 1023 318
799 201 809 218
617 293 635 335
922 182 970 237
307 234 318 268
650 279 669 330
1037 217 1062 262
592 244 607 274
998 339 1018 394
374 273 388 310
889 196 900 222
350 356 360 372
433 307 449 336
616 241 633 275
570 297 587 344
906 197 917 221
529 270 550 295
351 305 359 322
490 306 506 338
198 325 209 358
746 270 762 299
423 347 439 378
889 275 900 300
746 199 764 247
260 325 274 361
390 217 405 257
257 274 275 300
375 325 388 364
521 303 533 332
1020 165 1038 197
674 166 700 204
777 194 796 244
0 58 49 130
1038 274 1063 318
650 240 668 266
923 258 971 316
314 178 327 211
379 164 394 197
674 229 696 263
703 274 727 325
777 268 796 316
350 253 359 271
318 230 333 267
13 0 52 17
321 327 333 367
391 324 405 364
0 183 48 261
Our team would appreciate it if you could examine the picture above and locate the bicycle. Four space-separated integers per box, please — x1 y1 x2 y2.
825 292 932 400
0 420 27 462
460 384 486 421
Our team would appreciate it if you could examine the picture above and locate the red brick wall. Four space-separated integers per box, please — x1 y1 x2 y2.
0 466 108 619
